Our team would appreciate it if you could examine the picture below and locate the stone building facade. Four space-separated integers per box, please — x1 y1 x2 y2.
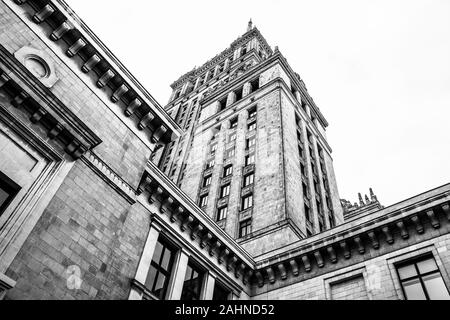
0 0 449 301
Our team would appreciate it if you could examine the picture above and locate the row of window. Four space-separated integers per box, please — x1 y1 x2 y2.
218 79 260 112
172 42 261 102
145 236 231 300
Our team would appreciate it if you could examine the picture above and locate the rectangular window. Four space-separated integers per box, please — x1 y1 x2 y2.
145 237 176 300
0 172 20 216
199 195 208 207
245 154 255 166
206 159 215 169
229 133 237 142
304 204 311 222
248 107 257 119
302 182 309 198
217 206 228 221
246 136 256 149
300 163 306 176
242 194 253 210
248 121 257 131
230 117 238 129
213 282 230 300
181 262 205 300
239 219 252 238
299 146 304 159
328 213 335 228
220 184 231 198
202 175 212 187
235 87 243 101
243 173 254 187
223 165 233 177
210 144 217 154
396 255 450 300
226 148 235 158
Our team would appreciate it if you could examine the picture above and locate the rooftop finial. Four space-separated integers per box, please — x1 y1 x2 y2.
358 193 364 206
247 19 253 32
370 188 378 202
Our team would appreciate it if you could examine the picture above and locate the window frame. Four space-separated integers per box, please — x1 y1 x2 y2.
180 261 206 301
145 237 176 300
239 219 252 238
0 171 21 217
243 173 254 187
217 206 228 221
220 184 231 198
241 194 253 211
202 175 212 187
223 165 233 177
395 254 450 300
245 154 255 166
199 194 208 207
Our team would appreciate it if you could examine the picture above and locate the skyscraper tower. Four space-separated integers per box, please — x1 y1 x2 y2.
157 22 344 256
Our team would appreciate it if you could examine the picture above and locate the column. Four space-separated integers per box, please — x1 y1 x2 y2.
305 103 312 118
128 223 162 300
226 91 236 107
180 82 189 95
214 65 220 77
294 90 302 103
201 272 216 300
242 82 252 97
166 249 190 300
194 77 201 90
224 58 230 70
234 47 241 61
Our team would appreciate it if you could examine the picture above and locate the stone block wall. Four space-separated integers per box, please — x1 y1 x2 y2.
4 161 151 300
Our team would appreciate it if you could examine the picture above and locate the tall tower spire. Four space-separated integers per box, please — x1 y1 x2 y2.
247 19 253 32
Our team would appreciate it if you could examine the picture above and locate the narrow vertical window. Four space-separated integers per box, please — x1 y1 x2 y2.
145 238 176 300
239 219 252 237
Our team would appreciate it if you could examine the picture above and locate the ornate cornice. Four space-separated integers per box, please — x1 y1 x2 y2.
12 0 181 144
0 65 97 159
141 160 255 286
249 183 450 291
81 151 137 204
170 27 273 89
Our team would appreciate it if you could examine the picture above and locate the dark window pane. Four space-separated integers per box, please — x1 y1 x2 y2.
154 273 167 296
398 264 417 280
417 258 438 274
161 248 172 271
422 273 450 300
185 265 193 281
181 263 204 300
145 265 158 289
0 188 9 206
213 283 230 300
152 242 163 264
403 278 427 300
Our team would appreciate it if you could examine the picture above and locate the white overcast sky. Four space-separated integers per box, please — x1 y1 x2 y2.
65 0 450 207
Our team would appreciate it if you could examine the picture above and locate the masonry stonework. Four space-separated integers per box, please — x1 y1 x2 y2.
1 0 449 301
